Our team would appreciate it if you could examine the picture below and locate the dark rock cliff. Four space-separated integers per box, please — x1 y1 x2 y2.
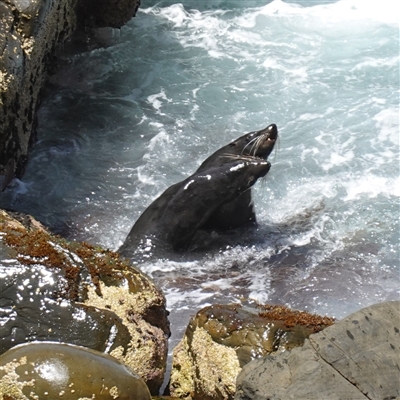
0 0 140 190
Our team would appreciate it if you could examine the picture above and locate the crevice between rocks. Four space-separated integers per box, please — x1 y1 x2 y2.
308 336 371 400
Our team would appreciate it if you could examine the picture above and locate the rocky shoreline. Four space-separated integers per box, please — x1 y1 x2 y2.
1 209 399 398
236 300 400 400
1 1 399 399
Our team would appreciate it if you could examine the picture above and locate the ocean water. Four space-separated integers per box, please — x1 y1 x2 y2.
1 0 399 359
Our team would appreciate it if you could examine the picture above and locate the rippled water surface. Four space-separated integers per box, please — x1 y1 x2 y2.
1 0 399 354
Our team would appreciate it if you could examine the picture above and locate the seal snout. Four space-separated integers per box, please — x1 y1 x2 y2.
265 123 278 141
246 158 271 178
247 123 278 159
255 160 271 178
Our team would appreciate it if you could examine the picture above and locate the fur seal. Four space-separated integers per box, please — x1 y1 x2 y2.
197 123 278 229
119 157 271 258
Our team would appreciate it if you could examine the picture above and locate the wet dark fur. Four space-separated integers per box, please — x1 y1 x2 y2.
119 124 278 257
119 157 271 257
197 124 278 230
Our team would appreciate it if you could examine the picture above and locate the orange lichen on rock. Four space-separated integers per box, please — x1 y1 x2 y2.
258 304 335 332
0 211 139 299
4 227 70 268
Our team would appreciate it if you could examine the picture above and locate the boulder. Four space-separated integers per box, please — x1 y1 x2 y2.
169 302 334 399
76 0 141 29
235 300 400 400
0 341 151 399
0 209 170 394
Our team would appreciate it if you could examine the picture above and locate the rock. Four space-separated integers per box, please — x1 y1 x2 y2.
169 302 334 400
0 0 140 189
76 0 140 29
0 209 170 394
0 0 77 189
235 301 400 400
0 341 151 399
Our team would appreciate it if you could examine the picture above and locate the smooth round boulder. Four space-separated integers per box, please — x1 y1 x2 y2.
0 341 151 399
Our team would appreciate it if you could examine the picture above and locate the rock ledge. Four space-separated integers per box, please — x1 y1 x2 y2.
236 301 400 400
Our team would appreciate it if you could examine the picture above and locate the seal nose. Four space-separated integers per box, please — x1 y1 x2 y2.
257 160 271 177
266 124 278 140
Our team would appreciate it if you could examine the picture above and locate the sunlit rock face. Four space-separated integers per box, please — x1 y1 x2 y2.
0 341 152 399
0 209 170 394
170 302 333 399
235 301 400 400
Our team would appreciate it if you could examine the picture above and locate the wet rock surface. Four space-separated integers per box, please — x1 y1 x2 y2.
0 0 140 189
0 0 77 189
0 210 170 394
169 302 333 400
235 301 400 400
76 0 140 28
0 341 151 399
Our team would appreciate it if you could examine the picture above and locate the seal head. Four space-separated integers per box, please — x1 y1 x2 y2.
197 123 278 171
197 123 278 230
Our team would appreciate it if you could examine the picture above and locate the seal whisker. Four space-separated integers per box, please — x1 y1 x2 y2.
270 135 280 161
241 135 260 155
218 154 264 162
251 135 265 156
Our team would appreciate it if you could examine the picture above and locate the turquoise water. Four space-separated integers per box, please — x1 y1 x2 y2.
1 0 399 353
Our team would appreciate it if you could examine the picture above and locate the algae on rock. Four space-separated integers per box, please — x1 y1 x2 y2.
0 209 170 395
170 302 333 400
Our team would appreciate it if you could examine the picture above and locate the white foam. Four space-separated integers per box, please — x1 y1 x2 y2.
145 129 170 155
256 0 399 27
343 175 400 201
321 150 355 171
248 272 272 304
136 165 157 186
0 0 397 361
200 278 235 291
373 108 400 145
147 90 171 111
165 288 215 310
158 3 189 28
352 56 399 72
